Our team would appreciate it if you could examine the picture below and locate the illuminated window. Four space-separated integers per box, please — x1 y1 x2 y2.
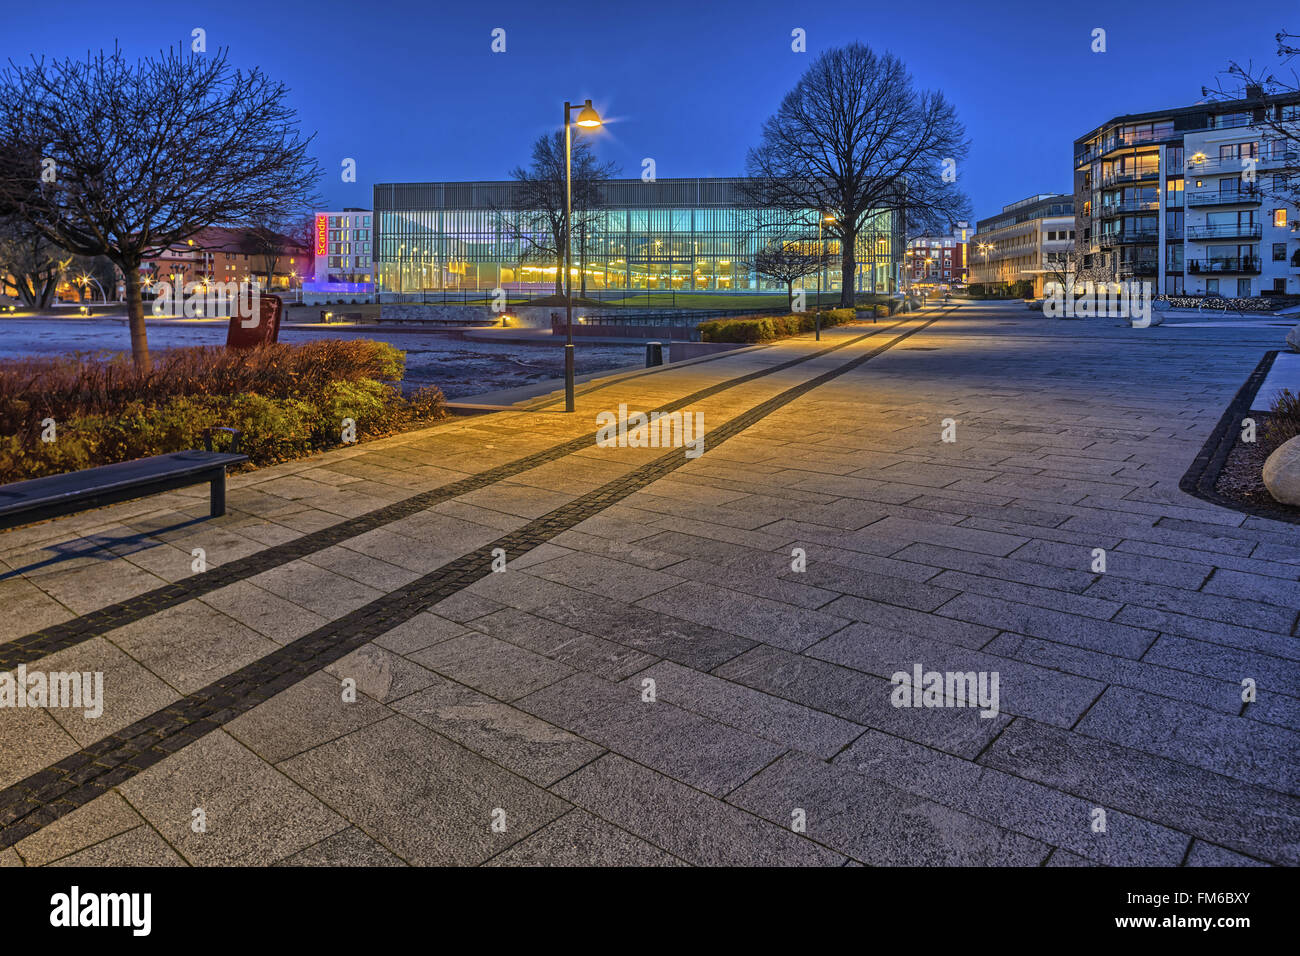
1275 209 1288 228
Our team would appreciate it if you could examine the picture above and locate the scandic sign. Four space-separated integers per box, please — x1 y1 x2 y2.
315 215 328 257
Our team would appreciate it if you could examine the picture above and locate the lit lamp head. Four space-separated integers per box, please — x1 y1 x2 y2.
575 100 602 128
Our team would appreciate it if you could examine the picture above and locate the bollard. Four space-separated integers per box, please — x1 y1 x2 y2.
645 341 664 367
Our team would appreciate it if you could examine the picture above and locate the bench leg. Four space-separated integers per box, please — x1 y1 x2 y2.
210 470 226 518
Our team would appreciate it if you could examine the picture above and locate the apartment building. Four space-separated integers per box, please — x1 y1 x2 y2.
1074 90 1300 297
967 195 1075 295
141 227 310 293
905 221 970 287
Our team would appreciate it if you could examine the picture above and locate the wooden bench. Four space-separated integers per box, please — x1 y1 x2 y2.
0 429 249 531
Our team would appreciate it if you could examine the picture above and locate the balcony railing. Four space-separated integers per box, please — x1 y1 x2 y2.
1185 223 1263 240
1185 187 1262 207
1097 199 1160 217
1098 230 1160 248
1186 256 1262 275
1100 169 1160 186
1186 152 1296 174
1116 262 1158 277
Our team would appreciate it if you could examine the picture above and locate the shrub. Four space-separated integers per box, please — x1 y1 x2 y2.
0 339 406 434
1265 388 1300 450
698 308 857 344
0 340 446 482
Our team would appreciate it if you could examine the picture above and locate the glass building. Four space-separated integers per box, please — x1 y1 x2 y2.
372 178 901 294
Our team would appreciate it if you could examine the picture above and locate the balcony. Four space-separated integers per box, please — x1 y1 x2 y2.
1185 223 1263 241
1185 187 1262 207
1185 152 1297 174
1097 230 1160 248
1097 199 1160 218
1187 256 1262 275
1116 262 1158 277
1100 169 1160 186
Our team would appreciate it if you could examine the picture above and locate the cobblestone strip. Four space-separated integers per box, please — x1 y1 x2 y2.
0 319 908 671
0 315 943 848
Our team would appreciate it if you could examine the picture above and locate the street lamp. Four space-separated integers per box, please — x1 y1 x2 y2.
817 214 835 337
562 98 603 413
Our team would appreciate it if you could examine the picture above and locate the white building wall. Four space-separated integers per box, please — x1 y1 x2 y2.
1181 124 1299 297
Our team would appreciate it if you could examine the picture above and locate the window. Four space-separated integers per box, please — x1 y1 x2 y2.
1274 242 1287 261
1275 209 1289 228
1219 142 1259 160
1212 112 1250 129
1206 278 1219 293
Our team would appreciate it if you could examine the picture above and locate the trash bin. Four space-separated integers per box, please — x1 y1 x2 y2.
645 341 664 367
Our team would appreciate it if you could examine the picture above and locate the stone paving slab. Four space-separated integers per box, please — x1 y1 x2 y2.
1 305 1297 866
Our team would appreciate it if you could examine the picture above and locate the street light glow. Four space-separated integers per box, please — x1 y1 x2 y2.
575 100 602 128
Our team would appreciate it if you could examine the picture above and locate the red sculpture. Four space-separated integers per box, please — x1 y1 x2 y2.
225 293 282 349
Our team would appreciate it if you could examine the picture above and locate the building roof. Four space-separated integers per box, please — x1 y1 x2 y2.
1072 88 1300 147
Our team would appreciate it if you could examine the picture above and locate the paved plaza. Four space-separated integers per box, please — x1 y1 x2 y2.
0 301 1296 867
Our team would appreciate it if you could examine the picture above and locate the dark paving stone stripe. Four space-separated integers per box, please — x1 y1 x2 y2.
0 319 909 671
0 315 944 848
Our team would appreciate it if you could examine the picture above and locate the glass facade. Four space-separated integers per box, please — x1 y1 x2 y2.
372 178 900 294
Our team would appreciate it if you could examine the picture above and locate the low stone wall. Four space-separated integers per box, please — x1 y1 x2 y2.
669 341 746 362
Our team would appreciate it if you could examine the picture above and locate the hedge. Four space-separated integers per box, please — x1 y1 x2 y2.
698 308 857 344
0 341 446 482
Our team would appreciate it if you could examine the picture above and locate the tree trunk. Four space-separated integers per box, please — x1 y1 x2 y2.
840 231 856 308
786 280 794 313
122 264 150 371
40 273 57 309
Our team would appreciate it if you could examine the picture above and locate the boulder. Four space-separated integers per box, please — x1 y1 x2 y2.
1262 435 1300 506
1286 324 1300 352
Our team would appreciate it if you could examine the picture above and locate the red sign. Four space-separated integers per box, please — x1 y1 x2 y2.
315 214 328 257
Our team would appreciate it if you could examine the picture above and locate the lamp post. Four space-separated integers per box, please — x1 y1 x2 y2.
816 213 835 338
562 98 603 413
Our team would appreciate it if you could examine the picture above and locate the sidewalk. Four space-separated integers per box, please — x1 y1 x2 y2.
0 303 1295 867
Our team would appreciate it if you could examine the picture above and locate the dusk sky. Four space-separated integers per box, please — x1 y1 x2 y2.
3 0 1285 223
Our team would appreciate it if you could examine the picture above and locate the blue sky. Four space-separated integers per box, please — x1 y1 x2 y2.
3 0 1284 222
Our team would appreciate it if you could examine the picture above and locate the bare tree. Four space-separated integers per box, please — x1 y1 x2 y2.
1204 30 1300 208
501 131 618 297
0 216 69 307
0 45 321 368
746 42 970 307
238 213 313 289
747 240 831 311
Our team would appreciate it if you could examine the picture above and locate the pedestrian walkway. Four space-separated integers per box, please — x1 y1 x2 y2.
0 303 1295 867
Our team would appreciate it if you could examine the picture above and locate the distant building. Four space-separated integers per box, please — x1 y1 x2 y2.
307 208 374 294
141 226 310 294
1074 90 1300 297
905 222 970 286
371 179 903 294
968 195 1075 295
